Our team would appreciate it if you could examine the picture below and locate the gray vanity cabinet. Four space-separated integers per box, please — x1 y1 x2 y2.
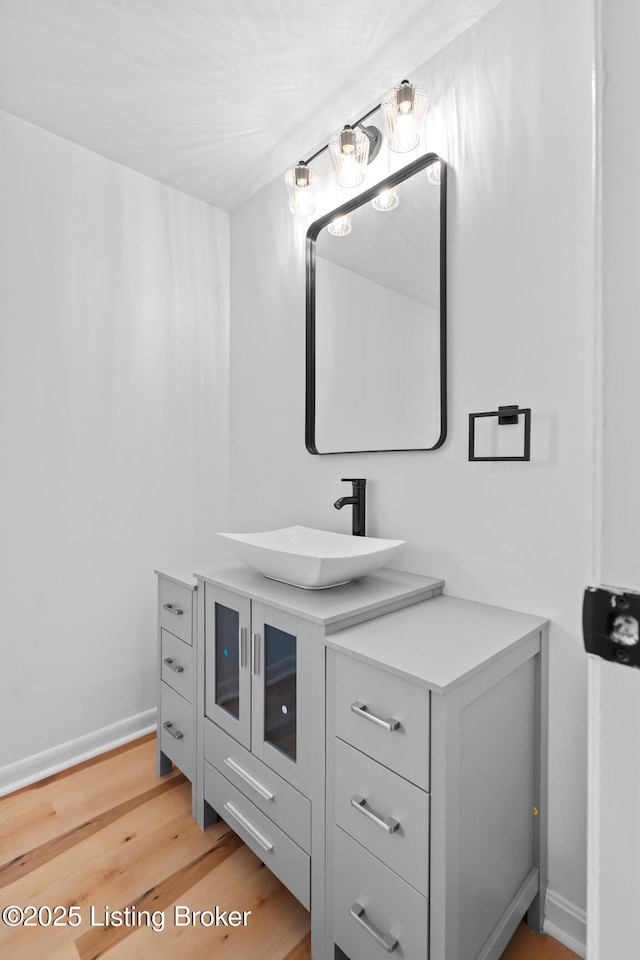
327 654 432 960
200 581 319 911
158 561 546 960
155 570 198 819
193 563 444 957
204 584 314 797
325 596 549 960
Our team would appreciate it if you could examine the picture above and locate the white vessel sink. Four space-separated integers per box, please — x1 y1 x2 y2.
217 525 406 589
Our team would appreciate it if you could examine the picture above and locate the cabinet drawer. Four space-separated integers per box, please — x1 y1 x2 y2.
161 629 193 702
333 828 428 960
334 739 429 896
334 653 430 790
159 682 194 781
159 578 193 645
204 719 310 854
204 762 310 910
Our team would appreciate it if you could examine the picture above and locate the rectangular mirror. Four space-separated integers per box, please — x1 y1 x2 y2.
306 153 446 454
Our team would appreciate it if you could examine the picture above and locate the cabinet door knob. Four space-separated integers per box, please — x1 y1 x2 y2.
163 603 184 616
163 720 184 740
351 701 400 732
163 657 184 674
349 902 398 953
351 794 400 833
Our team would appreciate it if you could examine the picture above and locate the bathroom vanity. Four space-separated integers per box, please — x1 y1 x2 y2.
155 563 548 960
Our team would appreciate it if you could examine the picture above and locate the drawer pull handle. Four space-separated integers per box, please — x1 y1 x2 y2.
163 721 184 741
252 633 260 676
163 603 184 616
223 802 273 853
224 757 274 801
351 701 400 732
349 902 398 953
351 794 400 833
163 657 184 674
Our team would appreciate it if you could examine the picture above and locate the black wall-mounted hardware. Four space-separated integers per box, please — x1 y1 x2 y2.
306 153 447 455
468 404 531 461
583 586 640 668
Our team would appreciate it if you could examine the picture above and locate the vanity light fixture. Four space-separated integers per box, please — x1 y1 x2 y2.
283 78 427 215
327 212 353 237
328 124 381 188
284 161 319 217
381 79 428 153
371 186 399 211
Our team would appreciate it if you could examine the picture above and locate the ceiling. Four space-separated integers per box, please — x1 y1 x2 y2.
0 0 501 210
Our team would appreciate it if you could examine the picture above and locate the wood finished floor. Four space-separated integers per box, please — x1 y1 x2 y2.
0 736 579 960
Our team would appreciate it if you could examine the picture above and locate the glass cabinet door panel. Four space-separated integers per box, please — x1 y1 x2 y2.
205 584 251 750
250 602 312 796
214 603 240 719
264 623 297 762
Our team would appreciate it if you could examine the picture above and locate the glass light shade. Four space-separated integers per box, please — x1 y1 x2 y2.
327 212 352 237
328 126 370 188
372 187 399 212
426 161 442 186
381 80 428 153
284 162 319 216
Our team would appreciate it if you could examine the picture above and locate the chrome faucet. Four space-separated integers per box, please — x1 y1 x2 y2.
334 478 366 537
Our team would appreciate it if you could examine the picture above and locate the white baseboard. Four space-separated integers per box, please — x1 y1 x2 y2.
0 708 157 798
544 887 587 958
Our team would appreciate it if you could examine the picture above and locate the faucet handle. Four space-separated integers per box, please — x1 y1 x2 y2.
341 478 366 486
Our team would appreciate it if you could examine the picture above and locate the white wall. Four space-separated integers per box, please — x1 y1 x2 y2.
230 0 593 938
587 0 640 955
0 110 229 784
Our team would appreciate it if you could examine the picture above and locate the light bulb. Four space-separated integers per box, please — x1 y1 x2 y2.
394 114 416 152
329 126 370 188
328 213 352 237
339 155 358 185
396 79 415 114
339 127 357 155
284 162 319 216
381 80 428 153
372 187 399 212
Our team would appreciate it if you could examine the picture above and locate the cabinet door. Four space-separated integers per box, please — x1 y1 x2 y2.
250 602 312 796
204 584 251 749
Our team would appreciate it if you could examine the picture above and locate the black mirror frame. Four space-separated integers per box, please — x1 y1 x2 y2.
305 152 447 455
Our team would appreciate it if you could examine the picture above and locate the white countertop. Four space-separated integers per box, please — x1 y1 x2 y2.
192 562 444 628
326 594 549 693
154 564 201 588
